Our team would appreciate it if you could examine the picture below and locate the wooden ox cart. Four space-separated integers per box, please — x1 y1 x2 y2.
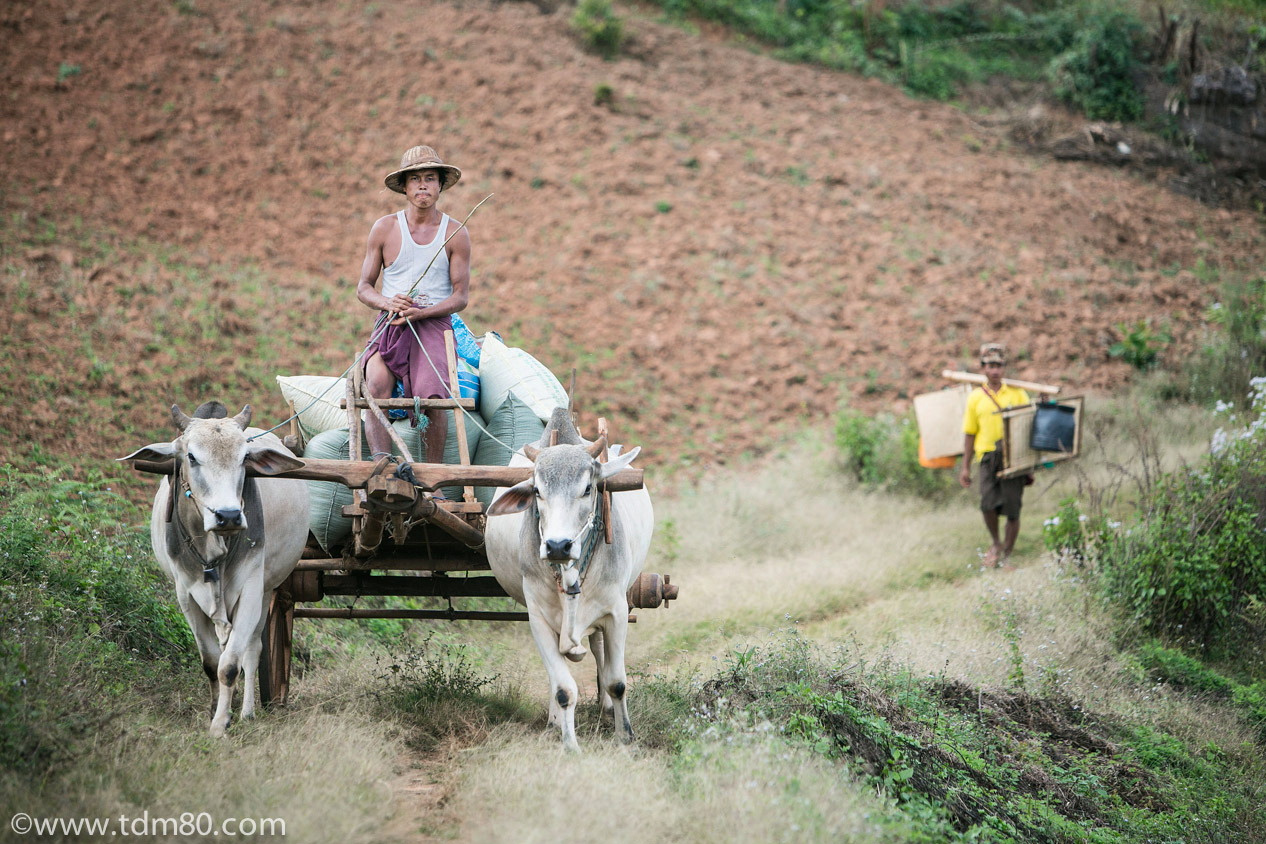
130 331 678 705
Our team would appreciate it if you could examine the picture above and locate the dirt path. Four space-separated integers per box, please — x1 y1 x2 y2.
380 751 454 843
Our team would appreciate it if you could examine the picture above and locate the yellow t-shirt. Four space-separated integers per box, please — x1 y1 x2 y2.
962 384 1030 462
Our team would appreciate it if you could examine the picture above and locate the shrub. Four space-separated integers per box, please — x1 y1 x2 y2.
1109 319 1171 371
592 82 615 106
689 629 1266 842
0 471 192 663
1047 9 1144 121
1140 643 1266 740
0 468 195 773
1041 496 1105 565
903 48 968 100
1183 276 1266 405
1096 380 1266 654
649 0 1148 113
835 405 959 499
55 62 81 84
373 633 532 748
571 0 626 60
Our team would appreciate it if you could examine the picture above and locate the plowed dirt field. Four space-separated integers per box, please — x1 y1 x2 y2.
2 0 1261 474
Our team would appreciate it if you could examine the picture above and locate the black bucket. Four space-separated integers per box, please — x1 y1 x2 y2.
1030 403 1076 452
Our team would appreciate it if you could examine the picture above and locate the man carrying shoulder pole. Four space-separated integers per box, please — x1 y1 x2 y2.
959 343 1031 568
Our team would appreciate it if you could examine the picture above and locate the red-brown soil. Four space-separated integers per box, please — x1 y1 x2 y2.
2 0 1262 485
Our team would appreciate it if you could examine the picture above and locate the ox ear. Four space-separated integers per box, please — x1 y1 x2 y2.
119 441 177 463
597 446 640 480
244 441 304 476
232 404 253 431
487 478 536 517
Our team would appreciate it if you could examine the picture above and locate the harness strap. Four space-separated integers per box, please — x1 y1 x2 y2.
170 471 254 583
545 498 605 596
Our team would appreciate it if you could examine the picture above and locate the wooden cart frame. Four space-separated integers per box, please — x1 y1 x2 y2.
133 330 677 706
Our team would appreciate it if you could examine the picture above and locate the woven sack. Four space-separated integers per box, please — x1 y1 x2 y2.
451 313 483 367
476 333 567 424
472 394 546 507
457 358 480 406
277 375 348 441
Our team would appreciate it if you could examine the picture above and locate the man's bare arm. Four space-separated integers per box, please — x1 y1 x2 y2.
959 433 975 488
356 216 407 313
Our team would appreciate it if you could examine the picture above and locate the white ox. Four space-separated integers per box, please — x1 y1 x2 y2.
485 408 653 751
121 402 309 737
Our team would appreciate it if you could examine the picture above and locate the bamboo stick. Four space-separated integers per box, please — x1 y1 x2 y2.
363 392 415 463
941 370 1060 394
341 397 476 410
444 329 476 503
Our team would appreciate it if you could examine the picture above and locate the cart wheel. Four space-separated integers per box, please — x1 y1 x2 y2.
258 588 294 708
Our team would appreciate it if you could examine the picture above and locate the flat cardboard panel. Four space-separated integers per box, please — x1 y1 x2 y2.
999 396 1084 478
913 385 972 459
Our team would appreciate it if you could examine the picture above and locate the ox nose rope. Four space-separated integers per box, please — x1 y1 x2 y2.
168 462 254 583
538 496 604 596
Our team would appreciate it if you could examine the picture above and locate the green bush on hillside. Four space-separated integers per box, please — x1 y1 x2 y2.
571 0 626 60
0 469 193 772
1183 276 1266 406
650 0 1151 116
1140 642 1266 739
684 630 1266 842
1047 9 1144 121
835 406 959 499
1095 379 1266 655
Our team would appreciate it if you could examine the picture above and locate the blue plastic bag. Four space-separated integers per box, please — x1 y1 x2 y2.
457 358 480 406
451 314 482 368
387 380 408 420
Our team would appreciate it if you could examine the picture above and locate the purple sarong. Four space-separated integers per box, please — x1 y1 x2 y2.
365 313 453 427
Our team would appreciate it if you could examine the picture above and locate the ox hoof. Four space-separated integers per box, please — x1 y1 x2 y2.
563 646 587 662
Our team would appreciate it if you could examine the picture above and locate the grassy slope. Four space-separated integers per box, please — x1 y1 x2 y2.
4 390 1264 842
398 403 1266 843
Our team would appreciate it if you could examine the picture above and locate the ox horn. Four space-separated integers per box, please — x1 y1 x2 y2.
522 443 540 462
585 436 606 459
232 404 253 430
171 404 193 432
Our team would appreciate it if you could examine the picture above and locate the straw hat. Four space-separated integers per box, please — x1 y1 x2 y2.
980 342 1007 364
384 145 462 193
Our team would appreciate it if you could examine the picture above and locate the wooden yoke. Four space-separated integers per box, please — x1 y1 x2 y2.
126 458 645 493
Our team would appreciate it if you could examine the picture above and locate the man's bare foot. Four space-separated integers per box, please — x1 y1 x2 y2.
983 545 1001 567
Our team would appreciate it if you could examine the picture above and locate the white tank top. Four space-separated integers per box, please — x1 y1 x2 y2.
382 211 452 305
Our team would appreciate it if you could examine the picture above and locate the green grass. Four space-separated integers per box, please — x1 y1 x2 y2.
644 0 1261 121
667 629 1266 843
